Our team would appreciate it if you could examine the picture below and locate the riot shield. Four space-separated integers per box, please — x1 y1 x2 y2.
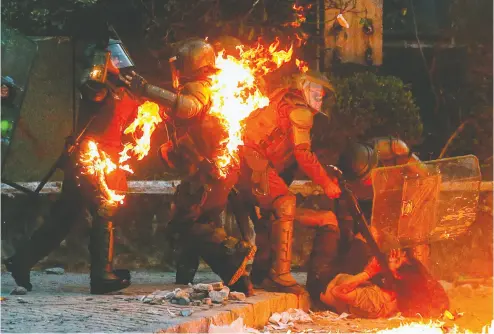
371 155 481 251
1 24 38 171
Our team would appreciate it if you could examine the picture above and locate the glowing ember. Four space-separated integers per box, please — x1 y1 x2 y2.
209 40 293 177
79 140 125 205
284 3 312 28
375 320 494 334
119 101 162 173
296 58 309 73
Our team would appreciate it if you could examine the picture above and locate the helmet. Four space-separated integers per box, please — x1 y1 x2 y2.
338 142 379 181
169 39 217 88
292 70 335 117
212 35 243 58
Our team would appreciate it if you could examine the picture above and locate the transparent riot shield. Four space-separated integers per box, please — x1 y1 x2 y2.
1 24 38 171
371 155 481 251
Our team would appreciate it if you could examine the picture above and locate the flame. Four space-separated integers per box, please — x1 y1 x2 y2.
284 3 312 28
79 140 125 205
296 58 309 73
375 320 494 334
119 101 162 173
209 40 293 177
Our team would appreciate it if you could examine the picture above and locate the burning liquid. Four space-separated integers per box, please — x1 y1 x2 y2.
209 39 293 177
79 101 161 205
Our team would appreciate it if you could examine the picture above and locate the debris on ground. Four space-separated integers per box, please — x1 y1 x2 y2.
209 286 230 303
309 310 350 321
266 308 312 331
10 286 27 295
209 317 260 333
45 267 65 275
229 291 246 301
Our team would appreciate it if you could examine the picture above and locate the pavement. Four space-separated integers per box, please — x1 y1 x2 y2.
0 270 310 333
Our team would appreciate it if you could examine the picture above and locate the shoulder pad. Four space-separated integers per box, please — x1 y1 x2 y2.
289 107 314 129
182 80 211 106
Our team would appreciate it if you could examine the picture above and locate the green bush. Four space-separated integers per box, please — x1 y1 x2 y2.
313 72 423 152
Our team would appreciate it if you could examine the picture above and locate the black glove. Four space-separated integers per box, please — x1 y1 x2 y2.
124 70 148 96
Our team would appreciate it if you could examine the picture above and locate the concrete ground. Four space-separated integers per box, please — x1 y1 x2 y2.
1 270 492 333
0 270 308 333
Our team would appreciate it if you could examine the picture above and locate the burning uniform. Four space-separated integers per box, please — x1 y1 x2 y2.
237 71 341 295
125 39 256 290
4 40 135 294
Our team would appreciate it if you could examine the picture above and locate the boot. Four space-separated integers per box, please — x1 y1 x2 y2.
306 225 340 302
261 195 307 295
191 223 256 287
4 184 84 291
251 215 272 286
175 244 200 285
89 219 130 294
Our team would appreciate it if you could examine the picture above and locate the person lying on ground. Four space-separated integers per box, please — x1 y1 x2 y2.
320 248 449 319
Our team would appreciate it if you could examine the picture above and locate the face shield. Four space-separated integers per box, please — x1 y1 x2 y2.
296 72 334 114
107 40 134 70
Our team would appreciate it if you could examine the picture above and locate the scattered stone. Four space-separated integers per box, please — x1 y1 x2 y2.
190 291 208 300
203 298 212 305
45 267 65 275
173 297 190 305
17 298 28 304
10 287 27 295
209 286 230 303
229 291 246 301
86 297 93 301
174 288 191 299
192 300 202 306
211 282 224 291
191 283 213 292
179 309 193 317
171 299 178 304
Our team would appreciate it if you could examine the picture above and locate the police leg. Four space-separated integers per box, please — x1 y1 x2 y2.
190 221 256 295
251 212 272 286
3 176 83 291
89 207 130 294
296 208 340 301
261 193 307 295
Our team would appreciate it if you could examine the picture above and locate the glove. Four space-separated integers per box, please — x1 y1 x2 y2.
124 70 148 96
324 179 341 199
364 256 382 278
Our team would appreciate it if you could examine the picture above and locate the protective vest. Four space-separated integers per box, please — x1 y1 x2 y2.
241 88 298 172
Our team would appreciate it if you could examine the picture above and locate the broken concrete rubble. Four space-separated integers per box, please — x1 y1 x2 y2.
229 291 246 301
209 286 230 303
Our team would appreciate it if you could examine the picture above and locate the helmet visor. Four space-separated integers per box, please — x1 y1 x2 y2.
107 43 134 69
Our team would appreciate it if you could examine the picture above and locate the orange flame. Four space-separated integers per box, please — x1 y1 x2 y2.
119 101 162 173
209 40 293 177
375 320 493 334
284 3 312 28
296 58 309 73
79 140 125 205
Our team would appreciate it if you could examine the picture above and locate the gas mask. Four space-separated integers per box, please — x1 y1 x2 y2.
107 39 135 75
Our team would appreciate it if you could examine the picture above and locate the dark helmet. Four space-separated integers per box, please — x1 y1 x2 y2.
338 142 379 181
169 39 218 88
107 39 134 71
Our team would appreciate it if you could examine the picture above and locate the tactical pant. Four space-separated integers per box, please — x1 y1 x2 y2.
170 172 256 290
4 143 130 293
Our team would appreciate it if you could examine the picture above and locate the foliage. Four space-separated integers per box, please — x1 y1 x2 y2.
436 0 493 165
313 72 423 152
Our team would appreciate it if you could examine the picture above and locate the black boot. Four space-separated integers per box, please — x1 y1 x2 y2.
190 223 256 287
251 216 272 286
89 219 130 294
306 225 340 302
175 244 200 285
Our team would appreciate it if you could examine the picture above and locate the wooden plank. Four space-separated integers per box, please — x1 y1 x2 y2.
324 0 383 66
